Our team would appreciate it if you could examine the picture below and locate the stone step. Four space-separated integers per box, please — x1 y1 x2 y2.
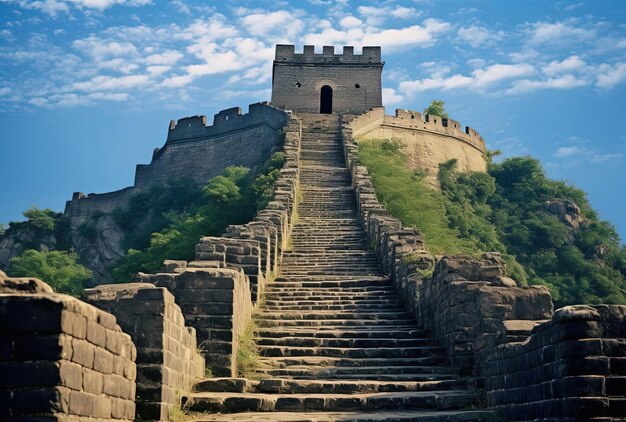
258 356 449 369
269 280 389 288
190 409 493 421
256 319 418 328
256 371 460 382
256 311 409 321
255 379 466 394
257 328 427 339
262 304 402 312
254 337 433 349
257 345 443 358
182 390 478 413
192 378 464 395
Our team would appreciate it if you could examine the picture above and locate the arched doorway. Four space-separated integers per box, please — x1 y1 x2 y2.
320 85 333 114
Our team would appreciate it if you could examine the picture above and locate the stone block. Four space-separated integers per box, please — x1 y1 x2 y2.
12 334 72 361
71 338 95 368
69 390 93 416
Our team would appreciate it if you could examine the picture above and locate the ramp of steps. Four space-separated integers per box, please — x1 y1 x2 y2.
183 113 490 420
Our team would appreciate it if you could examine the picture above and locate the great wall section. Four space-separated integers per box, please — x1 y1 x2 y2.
1 45 626 421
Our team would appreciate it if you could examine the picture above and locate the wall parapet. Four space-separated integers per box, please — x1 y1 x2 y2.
483 305 626 420
84 283 205 420
351 107 486 156
0 272 137 420
275 44 382 65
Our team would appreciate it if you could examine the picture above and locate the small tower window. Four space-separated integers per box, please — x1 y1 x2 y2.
355 83 360 88
296 82 301 88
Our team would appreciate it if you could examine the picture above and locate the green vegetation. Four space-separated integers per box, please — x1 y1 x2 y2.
357 138 626 307
22 206 57 232
357 138 473 254
423 99 448 119
237 318 261 379
111 152 285 281
8 249 92 296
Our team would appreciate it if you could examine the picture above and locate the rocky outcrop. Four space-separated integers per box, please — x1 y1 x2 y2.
546 199 584 229
68 215 126 284
0 227 57 266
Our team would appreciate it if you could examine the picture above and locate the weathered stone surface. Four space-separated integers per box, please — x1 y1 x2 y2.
85 282 204 420
0 272 54 294
0 281 136 420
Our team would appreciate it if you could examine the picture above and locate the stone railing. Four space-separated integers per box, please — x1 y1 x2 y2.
84 283 205 420
421 255 553 376
342 112 626 419
0 273 137 420
135 266 252 378
483 305 626 420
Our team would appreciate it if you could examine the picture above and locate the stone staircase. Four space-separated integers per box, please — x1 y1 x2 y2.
183 114 491 420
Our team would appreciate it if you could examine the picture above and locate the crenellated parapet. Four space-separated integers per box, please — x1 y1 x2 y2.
348 107 487 187
272 45 383 114
275 44 382 65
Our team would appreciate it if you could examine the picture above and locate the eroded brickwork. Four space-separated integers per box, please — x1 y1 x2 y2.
0 274 137 420
84 283 205 420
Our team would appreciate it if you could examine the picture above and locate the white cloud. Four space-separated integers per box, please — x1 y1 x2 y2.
596 63 626 88
73 37 139 60
382 87 403 104
161 74 195 88
357 5 419 26
591 153 623 163
340 15 362 29
543 55 586 75
145 50 183 65
146 65 171 75
10 0 151 15
506 74 587 94
554 146 586 158
89 92 129 101
526 21 595 46
72 74 150 92
399 63 534 95
457 25 504 48
239 10 303 39
473 63 535 87
553 143 623 165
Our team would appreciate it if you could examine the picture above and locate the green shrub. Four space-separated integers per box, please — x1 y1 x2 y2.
358 139 626 307
8 249 92 296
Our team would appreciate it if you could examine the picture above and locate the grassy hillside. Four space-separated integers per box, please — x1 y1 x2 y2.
358 138 626 307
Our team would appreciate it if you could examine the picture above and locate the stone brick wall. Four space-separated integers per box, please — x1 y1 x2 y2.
483 305 626 420
348 107 487 187
64 102 287 218
136 267 252 378
271 45 383 114
342 112 626 420
418 255 553 375
130 114 301 378
0 273 137 420
84 283 205 420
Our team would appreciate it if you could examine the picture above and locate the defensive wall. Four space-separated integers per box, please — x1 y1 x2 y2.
341 112 626 420
0 112 301 420
64 102 287 218
271 45 383 114
350 107 487 186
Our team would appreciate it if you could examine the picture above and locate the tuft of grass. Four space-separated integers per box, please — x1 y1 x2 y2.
237 318 262 379
357 138 474 255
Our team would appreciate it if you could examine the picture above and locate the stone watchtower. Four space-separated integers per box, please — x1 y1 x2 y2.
271 45 383 114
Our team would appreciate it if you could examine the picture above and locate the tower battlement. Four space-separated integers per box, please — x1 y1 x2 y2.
274 45 382 65
271 45 383 114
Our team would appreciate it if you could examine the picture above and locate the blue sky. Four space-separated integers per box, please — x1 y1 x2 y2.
1 0 626 241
